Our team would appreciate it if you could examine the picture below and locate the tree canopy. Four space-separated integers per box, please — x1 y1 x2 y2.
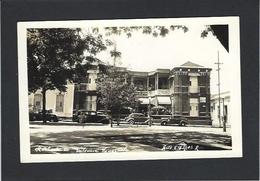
96 66 137 115
27 28 107 93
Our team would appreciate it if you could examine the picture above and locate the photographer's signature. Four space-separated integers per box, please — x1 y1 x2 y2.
162 142 199 151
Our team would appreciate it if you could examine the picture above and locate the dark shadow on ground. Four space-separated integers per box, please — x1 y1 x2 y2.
30 130 231 154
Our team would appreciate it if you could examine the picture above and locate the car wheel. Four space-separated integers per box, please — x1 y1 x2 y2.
49 118 55 122
128 120 134 125
161 121 167 126
181 121 186 126
32 115 37 121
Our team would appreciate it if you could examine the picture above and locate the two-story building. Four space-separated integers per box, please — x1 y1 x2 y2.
28 61 212 123
73 69 98 112
170 62 211 122
129 69 172 112
128 61 212 123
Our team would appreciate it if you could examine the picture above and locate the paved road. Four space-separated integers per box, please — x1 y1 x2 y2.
30 123 232 154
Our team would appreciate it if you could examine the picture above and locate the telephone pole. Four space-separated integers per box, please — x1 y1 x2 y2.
215 51 226 132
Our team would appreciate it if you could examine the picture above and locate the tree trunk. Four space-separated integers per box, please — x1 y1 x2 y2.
117 107 121 126
106 104 112 127
42 88 47 124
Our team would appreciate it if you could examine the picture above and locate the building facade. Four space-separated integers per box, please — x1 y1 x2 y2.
73 69 98 112
28 83 75 117
170 62 211 121
211 91 231 127
128 61 212 123
28 61 212 122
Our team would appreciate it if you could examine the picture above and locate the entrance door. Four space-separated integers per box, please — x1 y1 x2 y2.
189 98 198 117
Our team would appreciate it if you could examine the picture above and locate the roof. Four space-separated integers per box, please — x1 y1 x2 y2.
180 61 204 68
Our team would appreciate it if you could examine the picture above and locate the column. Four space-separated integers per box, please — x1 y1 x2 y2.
146 76 149 91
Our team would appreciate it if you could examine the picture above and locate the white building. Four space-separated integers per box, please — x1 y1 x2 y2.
28 68 98 118
28 83 75 118
211 91 231 127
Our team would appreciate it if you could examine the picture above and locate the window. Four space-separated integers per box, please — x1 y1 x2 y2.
56 94 64 112
200 97 206 103
80 84 87 91
34 94 42 110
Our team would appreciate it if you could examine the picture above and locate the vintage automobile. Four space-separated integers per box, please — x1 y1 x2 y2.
124 113 152 125
111 107 133 121
150 106 172 121
29 110 59 122
160 115 188 126
73 110 110 124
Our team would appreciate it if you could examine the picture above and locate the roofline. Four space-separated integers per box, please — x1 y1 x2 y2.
172 66 212 70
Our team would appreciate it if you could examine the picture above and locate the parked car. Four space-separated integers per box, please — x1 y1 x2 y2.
73 110 110 124
160 115 188 126
111 107 133 121
125 113 152 125
150 106 172 121
97 109 111 115
29 110 59 122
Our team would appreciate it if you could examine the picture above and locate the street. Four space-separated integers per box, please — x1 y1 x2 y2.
30 122 231 154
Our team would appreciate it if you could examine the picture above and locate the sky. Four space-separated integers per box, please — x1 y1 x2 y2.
94 24 232 95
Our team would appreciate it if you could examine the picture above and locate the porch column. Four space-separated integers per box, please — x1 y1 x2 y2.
131 76 134 85
147 76 149 91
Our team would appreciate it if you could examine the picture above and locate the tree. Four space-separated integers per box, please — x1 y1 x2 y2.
201 25 229 52
96 66 137 127
27 28 107 123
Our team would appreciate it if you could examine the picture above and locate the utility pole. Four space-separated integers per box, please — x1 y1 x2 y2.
222 98 226 132
113 43 116 67
215 51 225 132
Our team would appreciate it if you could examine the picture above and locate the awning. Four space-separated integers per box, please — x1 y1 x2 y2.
138 98 149 105
157 96 171 105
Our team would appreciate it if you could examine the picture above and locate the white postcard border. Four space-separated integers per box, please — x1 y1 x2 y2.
18 16 242 163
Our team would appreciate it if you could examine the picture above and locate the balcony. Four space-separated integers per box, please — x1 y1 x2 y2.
148 89 170 96
172 86 189 94
135 91 148 97
75 83 96 92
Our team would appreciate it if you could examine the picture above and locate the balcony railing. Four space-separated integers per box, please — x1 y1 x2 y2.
173 86 189 94
148 89 170 96
135 91 148 97
75 83 96 91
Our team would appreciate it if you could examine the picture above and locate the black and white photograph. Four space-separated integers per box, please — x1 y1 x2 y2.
18 17 242 162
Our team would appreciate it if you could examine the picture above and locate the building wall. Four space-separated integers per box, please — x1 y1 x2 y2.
211 92 231 127
73 70 98 112
28 83 75 118
171 67 211 120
